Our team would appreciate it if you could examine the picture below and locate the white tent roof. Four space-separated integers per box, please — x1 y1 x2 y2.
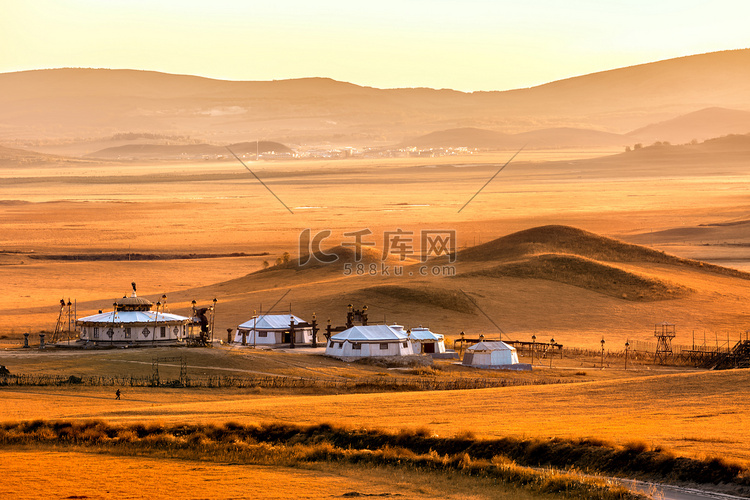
408 327 444 341
237 314 306 330
78 311 190 324
331 325 407 342
466 341 516 352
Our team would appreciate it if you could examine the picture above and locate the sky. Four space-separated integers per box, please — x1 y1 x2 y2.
1 0 749 91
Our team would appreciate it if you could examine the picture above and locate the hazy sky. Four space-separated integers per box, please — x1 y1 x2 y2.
1 0 748 91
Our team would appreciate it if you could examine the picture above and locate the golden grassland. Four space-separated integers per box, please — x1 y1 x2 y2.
1 449 557 500
0 420 663 500
2 359 748 467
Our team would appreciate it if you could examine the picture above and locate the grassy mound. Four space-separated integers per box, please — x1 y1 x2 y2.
457 225 750 280
459 225 684 263
462 253 691 301
364 285 476 313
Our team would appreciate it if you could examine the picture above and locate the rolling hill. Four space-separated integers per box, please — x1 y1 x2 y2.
126 224 750 347
400 127 627 149
0 145 97 166
2 50 750 147
85 140 293 160
628 107 750 144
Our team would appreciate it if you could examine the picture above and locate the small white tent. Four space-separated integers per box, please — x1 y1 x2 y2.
408 327 446 354
463 341 528 369
326 324 413 359
234 314 312 345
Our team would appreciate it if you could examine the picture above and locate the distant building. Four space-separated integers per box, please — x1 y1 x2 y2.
325 324 413 359
233 314 312 345
77 290 190 346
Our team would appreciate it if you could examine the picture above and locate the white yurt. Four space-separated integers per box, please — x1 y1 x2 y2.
462 341 525 369
77 290 191 346
234 314 311 345
325 324 413 359
408 327 446 354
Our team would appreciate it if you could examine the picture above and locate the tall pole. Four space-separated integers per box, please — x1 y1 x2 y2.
111 302 117 347
311 313 318 348
211 298 217 344
153 301 161 347
549 338 555 368
191 300 197 343
67 299 72 337
600 338 605 369
531 334 536 365
625 341 629 370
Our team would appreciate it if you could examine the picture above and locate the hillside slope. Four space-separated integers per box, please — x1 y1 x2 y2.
628 107 750 143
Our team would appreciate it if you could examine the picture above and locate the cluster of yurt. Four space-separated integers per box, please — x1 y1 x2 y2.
72 288 526 372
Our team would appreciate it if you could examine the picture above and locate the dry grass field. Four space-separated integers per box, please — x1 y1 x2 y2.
2 365 748 467
2 449 554 500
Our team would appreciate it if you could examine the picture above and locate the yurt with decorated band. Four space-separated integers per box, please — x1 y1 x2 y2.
77 283 191 346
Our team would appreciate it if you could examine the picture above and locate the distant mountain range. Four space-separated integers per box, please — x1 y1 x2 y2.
399 107 750 149
2 49 750 149
399 126 629 149
627 107 750 144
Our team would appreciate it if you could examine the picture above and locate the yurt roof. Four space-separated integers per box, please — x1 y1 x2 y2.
331 324 407 342
237 314 306 330
116 295 153 307
77 311 190 324
408 327 444 341
467 341 516 352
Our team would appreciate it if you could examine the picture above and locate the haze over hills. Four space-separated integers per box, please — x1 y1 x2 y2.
628 107 750 144
2 49 750 149
85 140 293 160
400 127 628 149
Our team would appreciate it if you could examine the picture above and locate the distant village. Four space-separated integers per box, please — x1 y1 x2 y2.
181 146 476 161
